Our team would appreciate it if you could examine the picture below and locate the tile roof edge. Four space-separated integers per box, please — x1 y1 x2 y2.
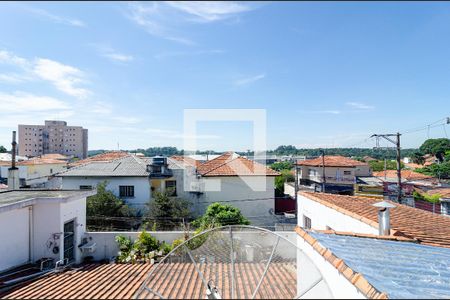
199 153 238 176
295 226 388 299
311 229 418 243
298 191 382 231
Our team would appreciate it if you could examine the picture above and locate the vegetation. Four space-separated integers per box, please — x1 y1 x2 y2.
368 160 404 172
412 190 441 204
416 162 450 179
191 202 250 229
86 181 135 230
411 151 425 165
419 138 450 162
270 161 293 171
275 169 295 196
145 189 192 230
115 231 168 263
87 181 134 217
0 145 7 153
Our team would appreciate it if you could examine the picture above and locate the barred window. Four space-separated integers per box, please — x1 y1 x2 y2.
119 185 135 198
303 215 312 229
165 180 177 196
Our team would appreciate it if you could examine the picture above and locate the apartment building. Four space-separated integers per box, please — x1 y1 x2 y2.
18 120 88 159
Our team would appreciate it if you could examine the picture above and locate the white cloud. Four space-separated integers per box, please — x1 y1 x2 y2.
346 102 375 110
126 2 255 44
166 1 251 22
91 102 113 115
0 50 90 99
103 52 134 63
25 6 86 27
0 91 70 113
234 73 266 86
33 58 89 98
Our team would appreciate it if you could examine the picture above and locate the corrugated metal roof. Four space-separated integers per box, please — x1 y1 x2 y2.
58 155 150 177
309 232 450 299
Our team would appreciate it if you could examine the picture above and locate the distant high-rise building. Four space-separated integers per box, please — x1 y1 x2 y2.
18 120 88 159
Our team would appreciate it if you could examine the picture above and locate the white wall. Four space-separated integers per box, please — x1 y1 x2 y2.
297 194 378 235
195 176 275 225
61 176 151 209
0 208 29 270
32 202 61 264
60 198 87 264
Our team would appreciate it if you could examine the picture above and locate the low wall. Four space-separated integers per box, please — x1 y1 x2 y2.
83 230 297 262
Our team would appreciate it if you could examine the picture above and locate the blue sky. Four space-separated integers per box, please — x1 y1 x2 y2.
1 1 449 151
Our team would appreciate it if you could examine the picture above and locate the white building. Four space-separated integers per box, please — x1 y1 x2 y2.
57 155 151 211
0 189 95 272
296 155 371 195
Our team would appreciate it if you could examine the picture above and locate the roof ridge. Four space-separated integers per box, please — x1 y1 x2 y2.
200 154 240 176
295 226 388 299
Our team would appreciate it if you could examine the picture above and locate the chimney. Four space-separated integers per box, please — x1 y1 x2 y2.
372 201 396 236
8 131 20 190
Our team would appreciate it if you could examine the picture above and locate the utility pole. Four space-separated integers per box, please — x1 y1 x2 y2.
294 161 299 216
371 133 402 204
320 149 326 193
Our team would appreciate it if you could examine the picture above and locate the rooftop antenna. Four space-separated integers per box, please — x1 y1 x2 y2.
133 225 331 299
8 131 20 190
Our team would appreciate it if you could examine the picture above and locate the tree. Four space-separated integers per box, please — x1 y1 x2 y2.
416 161 450 179
419 138 450 162
275 170 295 196
0 145 7 153
192 202 250 229
270 161 293 171
145 189 192 230
411 151 425 165
87 181 133 217
368 160 404 172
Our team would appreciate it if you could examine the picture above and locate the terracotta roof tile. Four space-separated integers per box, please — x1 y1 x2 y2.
300 191 450 248
297 155 368 167
16 158 67 166
197 152 279 177
373 170 433 181
1 261 296 299
69 151 129 167
170 155 201 167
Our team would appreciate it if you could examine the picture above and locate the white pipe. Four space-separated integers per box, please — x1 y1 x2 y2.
28 206 34 263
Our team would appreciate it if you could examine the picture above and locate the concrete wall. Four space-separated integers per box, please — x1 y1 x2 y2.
297 194 378 234
61 176 151 210
195 176 276 224
0 208 29 270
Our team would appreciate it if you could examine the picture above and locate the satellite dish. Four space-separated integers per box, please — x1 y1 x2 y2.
134 225 331 299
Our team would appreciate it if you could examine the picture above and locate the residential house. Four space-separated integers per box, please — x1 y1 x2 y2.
0 189 95 271
0 158 67 188
58 154 151 211
296 155 372 195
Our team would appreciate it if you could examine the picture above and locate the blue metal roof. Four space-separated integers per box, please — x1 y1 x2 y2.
309 232 450 299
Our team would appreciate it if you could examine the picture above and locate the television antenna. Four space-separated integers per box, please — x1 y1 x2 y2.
134 225 331 299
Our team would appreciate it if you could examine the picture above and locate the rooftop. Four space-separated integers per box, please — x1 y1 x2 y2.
299 191 450 248
197 152 279 177
296 227 450 299
16 158 67 166
296 155 368 168
0 189 95 212
372 170 434 181
1 261 296 299
58 155 149 177
69 151 129 167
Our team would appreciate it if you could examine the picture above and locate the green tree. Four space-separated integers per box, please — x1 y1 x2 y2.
270 161 293 171
419 138 450 162
87 181 133 217
411 151 425 165
0 145 7 153
275 170 295 196
416 161 450 179
368 160 404 172
192 202 250 229
145 189 192 230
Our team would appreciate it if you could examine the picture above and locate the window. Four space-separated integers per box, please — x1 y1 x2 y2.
165 180 177 196
119 185 135 198
151 165 161 174
79 185 92 190
303 215 311 229
308 169 317 176
343 170 352 175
